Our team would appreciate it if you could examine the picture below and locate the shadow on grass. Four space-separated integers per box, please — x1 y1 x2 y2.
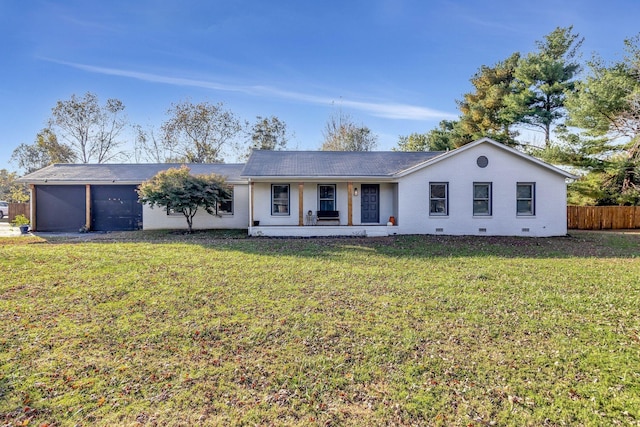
18 228 640 260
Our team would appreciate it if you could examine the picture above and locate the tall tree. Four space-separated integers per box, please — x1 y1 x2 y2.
556 35 640 205
137 166 231 233
243 116 291 159
161 100 244 163
11 128 76 173
458 53 521 145
395 132 431 152
133 124 176 163
394 120 464 152
49 92 127 163
505 26 584 146
320 110 377 151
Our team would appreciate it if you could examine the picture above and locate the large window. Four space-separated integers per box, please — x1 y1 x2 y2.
318 184 336 211
516 183 535 216
429 182 448 216
473 182 492 216
271 184 290 215
217 186 234 215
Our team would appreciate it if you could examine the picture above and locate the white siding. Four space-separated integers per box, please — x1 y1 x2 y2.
143 184 250 230
251 182 397 226
140 141 569 237
396 143 568 237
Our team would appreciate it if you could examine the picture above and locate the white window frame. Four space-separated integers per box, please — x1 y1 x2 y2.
318 184 336 211
271 184 290 216
516 183 535 216
429 182 448 216
473 182 492 216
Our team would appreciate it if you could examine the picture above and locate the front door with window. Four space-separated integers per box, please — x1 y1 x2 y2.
361 184 379 223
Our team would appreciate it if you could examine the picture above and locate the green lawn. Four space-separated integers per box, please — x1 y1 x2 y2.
1 231 639 426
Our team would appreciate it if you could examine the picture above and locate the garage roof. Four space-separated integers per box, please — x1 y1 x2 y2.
18 163 246 184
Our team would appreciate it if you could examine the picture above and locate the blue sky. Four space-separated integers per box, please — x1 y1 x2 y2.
1 0 638 172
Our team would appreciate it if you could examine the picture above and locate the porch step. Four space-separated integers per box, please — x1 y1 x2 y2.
315 220 340 226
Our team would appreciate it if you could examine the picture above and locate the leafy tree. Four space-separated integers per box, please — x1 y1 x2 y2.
137 166 231 233
395 132 431 151
394 121 466 152
0 169 29 202
458 53 521 145
11 128 76 173
49 92 128 163
243 116 291 159
161 100 244 163
554 35 640 205
320 110 377 151
505 26 584 146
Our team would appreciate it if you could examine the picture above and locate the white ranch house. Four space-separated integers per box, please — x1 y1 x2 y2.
19 138 575 237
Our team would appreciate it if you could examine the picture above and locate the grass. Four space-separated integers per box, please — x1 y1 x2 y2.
1 231 639 426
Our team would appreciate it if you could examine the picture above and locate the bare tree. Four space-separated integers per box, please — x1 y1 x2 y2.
320 110 377 151
49 92 127 163
161 100 245 163
133 124 179 163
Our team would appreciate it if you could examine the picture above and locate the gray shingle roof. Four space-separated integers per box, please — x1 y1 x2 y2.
241 150 443 177
17 151 446 183
18 163 246 183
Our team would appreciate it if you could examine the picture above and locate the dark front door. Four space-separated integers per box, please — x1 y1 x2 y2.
361 184 379 223
91 185 142 231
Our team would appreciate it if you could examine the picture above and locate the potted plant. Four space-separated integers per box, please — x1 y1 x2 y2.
11 214 30 234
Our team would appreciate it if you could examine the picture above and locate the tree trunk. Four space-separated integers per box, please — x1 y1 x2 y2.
185 213 194 233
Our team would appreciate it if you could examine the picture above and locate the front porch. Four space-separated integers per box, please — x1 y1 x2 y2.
248 224 399 237
248 181 400 235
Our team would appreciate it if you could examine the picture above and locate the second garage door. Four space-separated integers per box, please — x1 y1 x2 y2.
91 185 142 231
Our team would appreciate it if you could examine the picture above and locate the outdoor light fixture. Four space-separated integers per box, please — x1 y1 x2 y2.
354 187 358 196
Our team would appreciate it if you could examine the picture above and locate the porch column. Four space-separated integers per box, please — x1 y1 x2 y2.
29 184 36 231
298 182 304 226
347 182 353 226
85 184 91 231
250 181 254 226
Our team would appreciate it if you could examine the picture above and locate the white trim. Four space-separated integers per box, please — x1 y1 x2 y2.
395 138 578 179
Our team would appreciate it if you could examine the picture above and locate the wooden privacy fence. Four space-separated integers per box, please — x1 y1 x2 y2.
8 203 30 222
567 205 640 230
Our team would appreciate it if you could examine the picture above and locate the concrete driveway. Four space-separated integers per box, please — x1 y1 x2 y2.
0 218 24 237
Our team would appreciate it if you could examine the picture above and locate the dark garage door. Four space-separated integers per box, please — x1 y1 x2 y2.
36 185 86 232
91 185 142 231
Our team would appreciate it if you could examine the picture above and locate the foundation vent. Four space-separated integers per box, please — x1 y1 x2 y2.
478 228 487 233
522 228 530 232
435 228 444 233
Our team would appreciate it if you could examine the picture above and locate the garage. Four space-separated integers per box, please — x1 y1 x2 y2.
91 185 142 231
35 185 86 232
20 163 246 233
